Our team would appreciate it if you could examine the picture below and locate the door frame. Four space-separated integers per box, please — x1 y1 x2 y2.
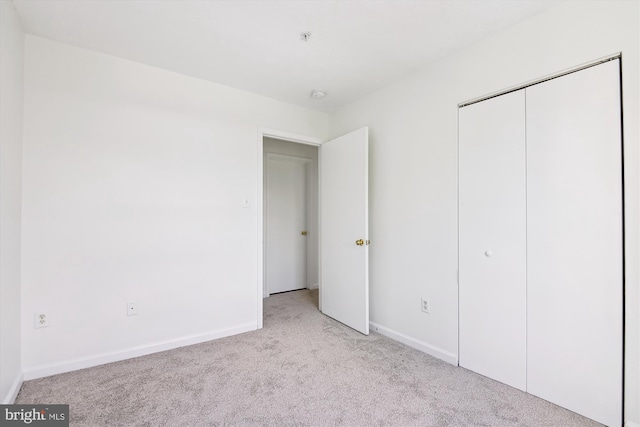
257 127 323 329
456 56 625 425
264 153 313 297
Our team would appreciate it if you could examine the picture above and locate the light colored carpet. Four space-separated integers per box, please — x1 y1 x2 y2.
16 289 600 426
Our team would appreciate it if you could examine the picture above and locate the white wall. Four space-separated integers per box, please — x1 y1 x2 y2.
20 36 329 377
330 1 639 424
263 138 319 290
0 0 25 404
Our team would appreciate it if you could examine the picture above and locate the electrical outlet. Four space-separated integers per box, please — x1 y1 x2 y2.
421 298 431 314
127 301 137 316
34 312 49 328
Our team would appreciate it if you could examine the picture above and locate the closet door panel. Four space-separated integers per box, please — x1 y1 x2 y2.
526 60 622 427
459 90 527 391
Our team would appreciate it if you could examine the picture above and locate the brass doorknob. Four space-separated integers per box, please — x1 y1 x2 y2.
356 239 364 246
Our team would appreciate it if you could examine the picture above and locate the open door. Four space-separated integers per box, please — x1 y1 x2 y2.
320 127 369 335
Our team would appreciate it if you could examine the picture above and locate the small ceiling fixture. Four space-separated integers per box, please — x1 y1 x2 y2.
310 90 327 100
300 32 312 42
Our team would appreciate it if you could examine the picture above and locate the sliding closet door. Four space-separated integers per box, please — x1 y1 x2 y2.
459 90 527 391
526 60 622 427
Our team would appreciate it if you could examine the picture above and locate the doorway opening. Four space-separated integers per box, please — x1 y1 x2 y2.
263 138 319 297
257 128 323 329
257 126 370 334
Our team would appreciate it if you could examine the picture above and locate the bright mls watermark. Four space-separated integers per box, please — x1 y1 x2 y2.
0 405 68 426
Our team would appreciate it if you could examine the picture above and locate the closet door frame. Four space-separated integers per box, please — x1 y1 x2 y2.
458 55 624 427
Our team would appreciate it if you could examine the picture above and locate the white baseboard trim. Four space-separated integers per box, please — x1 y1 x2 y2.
23 322 256 381
625 421 640 427
2 372 24 404
307 283 319 290
370 321 458 366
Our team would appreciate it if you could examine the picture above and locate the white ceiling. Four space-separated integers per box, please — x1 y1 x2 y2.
11 0 560 113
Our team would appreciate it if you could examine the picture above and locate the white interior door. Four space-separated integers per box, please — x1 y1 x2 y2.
526 60 622 427
459 90 527 390
320 127 369 335
266 154 309 294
